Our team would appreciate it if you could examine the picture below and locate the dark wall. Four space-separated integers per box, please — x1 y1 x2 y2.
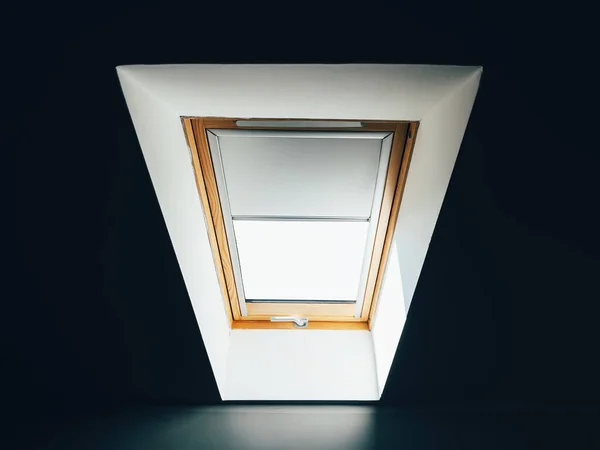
8 0 599 425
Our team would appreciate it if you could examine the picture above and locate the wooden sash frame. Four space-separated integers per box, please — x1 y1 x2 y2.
181 117 419 330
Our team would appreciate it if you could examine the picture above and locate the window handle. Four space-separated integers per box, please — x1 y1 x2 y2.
270 317 309 328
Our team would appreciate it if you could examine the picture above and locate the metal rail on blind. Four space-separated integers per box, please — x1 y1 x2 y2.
231 215 369 222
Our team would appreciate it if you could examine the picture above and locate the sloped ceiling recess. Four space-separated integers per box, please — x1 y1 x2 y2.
117 64 482 400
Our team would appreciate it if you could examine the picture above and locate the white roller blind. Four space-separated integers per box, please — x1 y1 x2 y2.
217 131 383 218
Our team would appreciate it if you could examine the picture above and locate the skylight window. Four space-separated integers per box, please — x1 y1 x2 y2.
182 117 418 329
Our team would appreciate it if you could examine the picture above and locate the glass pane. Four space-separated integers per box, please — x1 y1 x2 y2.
233 220 369 301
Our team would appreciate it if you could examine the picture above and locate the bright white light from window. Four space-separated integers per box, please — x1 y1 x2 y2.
234 220 369 301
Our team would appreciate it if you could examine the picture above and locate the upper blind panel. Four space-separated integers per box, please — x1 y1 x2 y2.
215 130 385 218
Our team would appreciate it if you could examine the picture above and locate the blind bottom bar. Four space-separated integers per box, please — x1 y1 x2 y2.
246 299 356 304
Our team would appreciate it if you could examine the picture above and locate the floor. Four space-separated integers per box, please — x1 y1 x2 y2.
7 405 599 449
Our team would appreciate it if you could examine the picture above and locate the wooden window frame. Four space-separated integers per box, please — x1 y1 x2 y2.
181 117 419 330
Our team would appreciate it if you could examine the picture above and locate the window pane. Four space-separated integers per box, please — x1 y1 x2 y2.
233 220 369 301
